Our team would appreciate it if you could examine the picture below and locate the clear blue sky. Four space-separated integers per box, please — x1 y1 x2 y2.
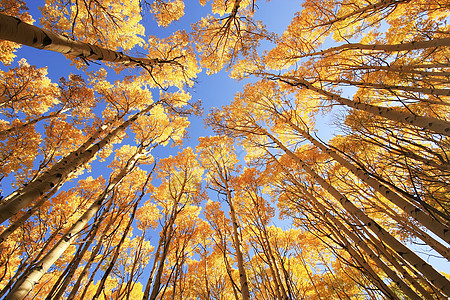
3 0 447 284
13 0 317 161
3 0 303 182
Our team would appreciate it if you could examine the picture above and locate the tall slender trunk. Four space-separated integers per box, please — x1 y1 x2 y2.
349 154 450 224
5 193 109 300
223 249 241 300
146 217 177 300
298 37 450 58
92 172 151 300
0 182 62 243
143 193 183 300
260 229 288 299
275 76 450 136
47 211 106 300
358 131 450 173
0 225 62 299
248 193 287 299
4 148 146 300
282 117 450 243
326 221 402 299
223 181 250 300
0 102 158 224
275 156 422 299
65 209 115 300
123 231 146 300
354 214 444 299
261 127 450 297
317 197 428 299
142 232 164 300
322 78 449 97
380 203 450 260
92 200 140 300
0 13 159 67
348 65 450 78
44 221 97 300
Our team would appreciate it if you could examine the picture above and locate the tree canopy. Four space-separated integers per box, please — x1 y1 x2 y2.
0 0 449 299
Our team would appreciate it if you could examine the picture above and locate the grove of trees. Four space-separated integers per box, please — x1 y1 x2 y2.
0 0 449 299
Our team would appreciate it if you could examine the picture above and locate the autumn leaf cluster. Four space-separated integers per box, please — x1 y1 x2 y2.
0 0 449 299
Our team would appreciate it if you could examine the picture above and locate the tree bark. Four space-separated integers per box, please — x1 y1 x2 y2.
322 78 450 97
225 187 251 300
0 13 159 67
4 148 146 299
261 127 450 297
92 199 140 300
282 117 450 243
4 193 108 300
276 76 450 137
65 212 115 300
275 156 422 299
297 37 450 58
0 182 62 243
47 211 105 300
0 102 158 224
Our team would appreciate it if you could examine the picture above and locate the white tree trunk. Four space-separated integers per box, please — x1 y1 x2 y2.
0 103 157 224
261 127 450 297
0 13 158 66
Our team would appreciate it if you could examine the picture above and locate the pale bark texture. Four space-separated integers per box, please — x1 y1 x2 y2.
5 194 108 300
225 187 251 300
65 210 116 300
143 205 178 300
298 37 450 58
0 13 159 66
322 78 450 97
276 76 450 136
283 117 450 243
4 149 145 299
92 199 140 300
0 102 157 224
49 219 101 300
275 157 423 299
260 127 450 297
0 182 62 243
321 215 401 299
92 172 151 300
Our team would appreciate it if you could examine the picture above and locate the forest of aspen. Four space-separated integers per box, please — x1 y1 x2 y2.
0 0 449 299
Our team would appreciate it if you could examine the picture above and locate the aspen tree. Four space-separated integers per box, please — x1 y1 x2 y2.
290 37 450 59
197 136 251 300
193 0 269 74
142 148 204 300
240 80 449 243
0 100 160 224
4 145 153 300
267 151 412 298
208 101 450 297
46 210 104 300
234 168 291 300
64 207 118 300
91 178 148 300
272 76 450 137
203 200 241 300
0 14 161 68
2 0 450 298
262 128 450 297
284 117 450 243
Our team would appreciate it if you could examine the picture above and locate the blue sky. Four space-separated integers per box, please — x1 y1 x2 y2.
0 0 304 239
11 0 317 161
3 0 448 290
